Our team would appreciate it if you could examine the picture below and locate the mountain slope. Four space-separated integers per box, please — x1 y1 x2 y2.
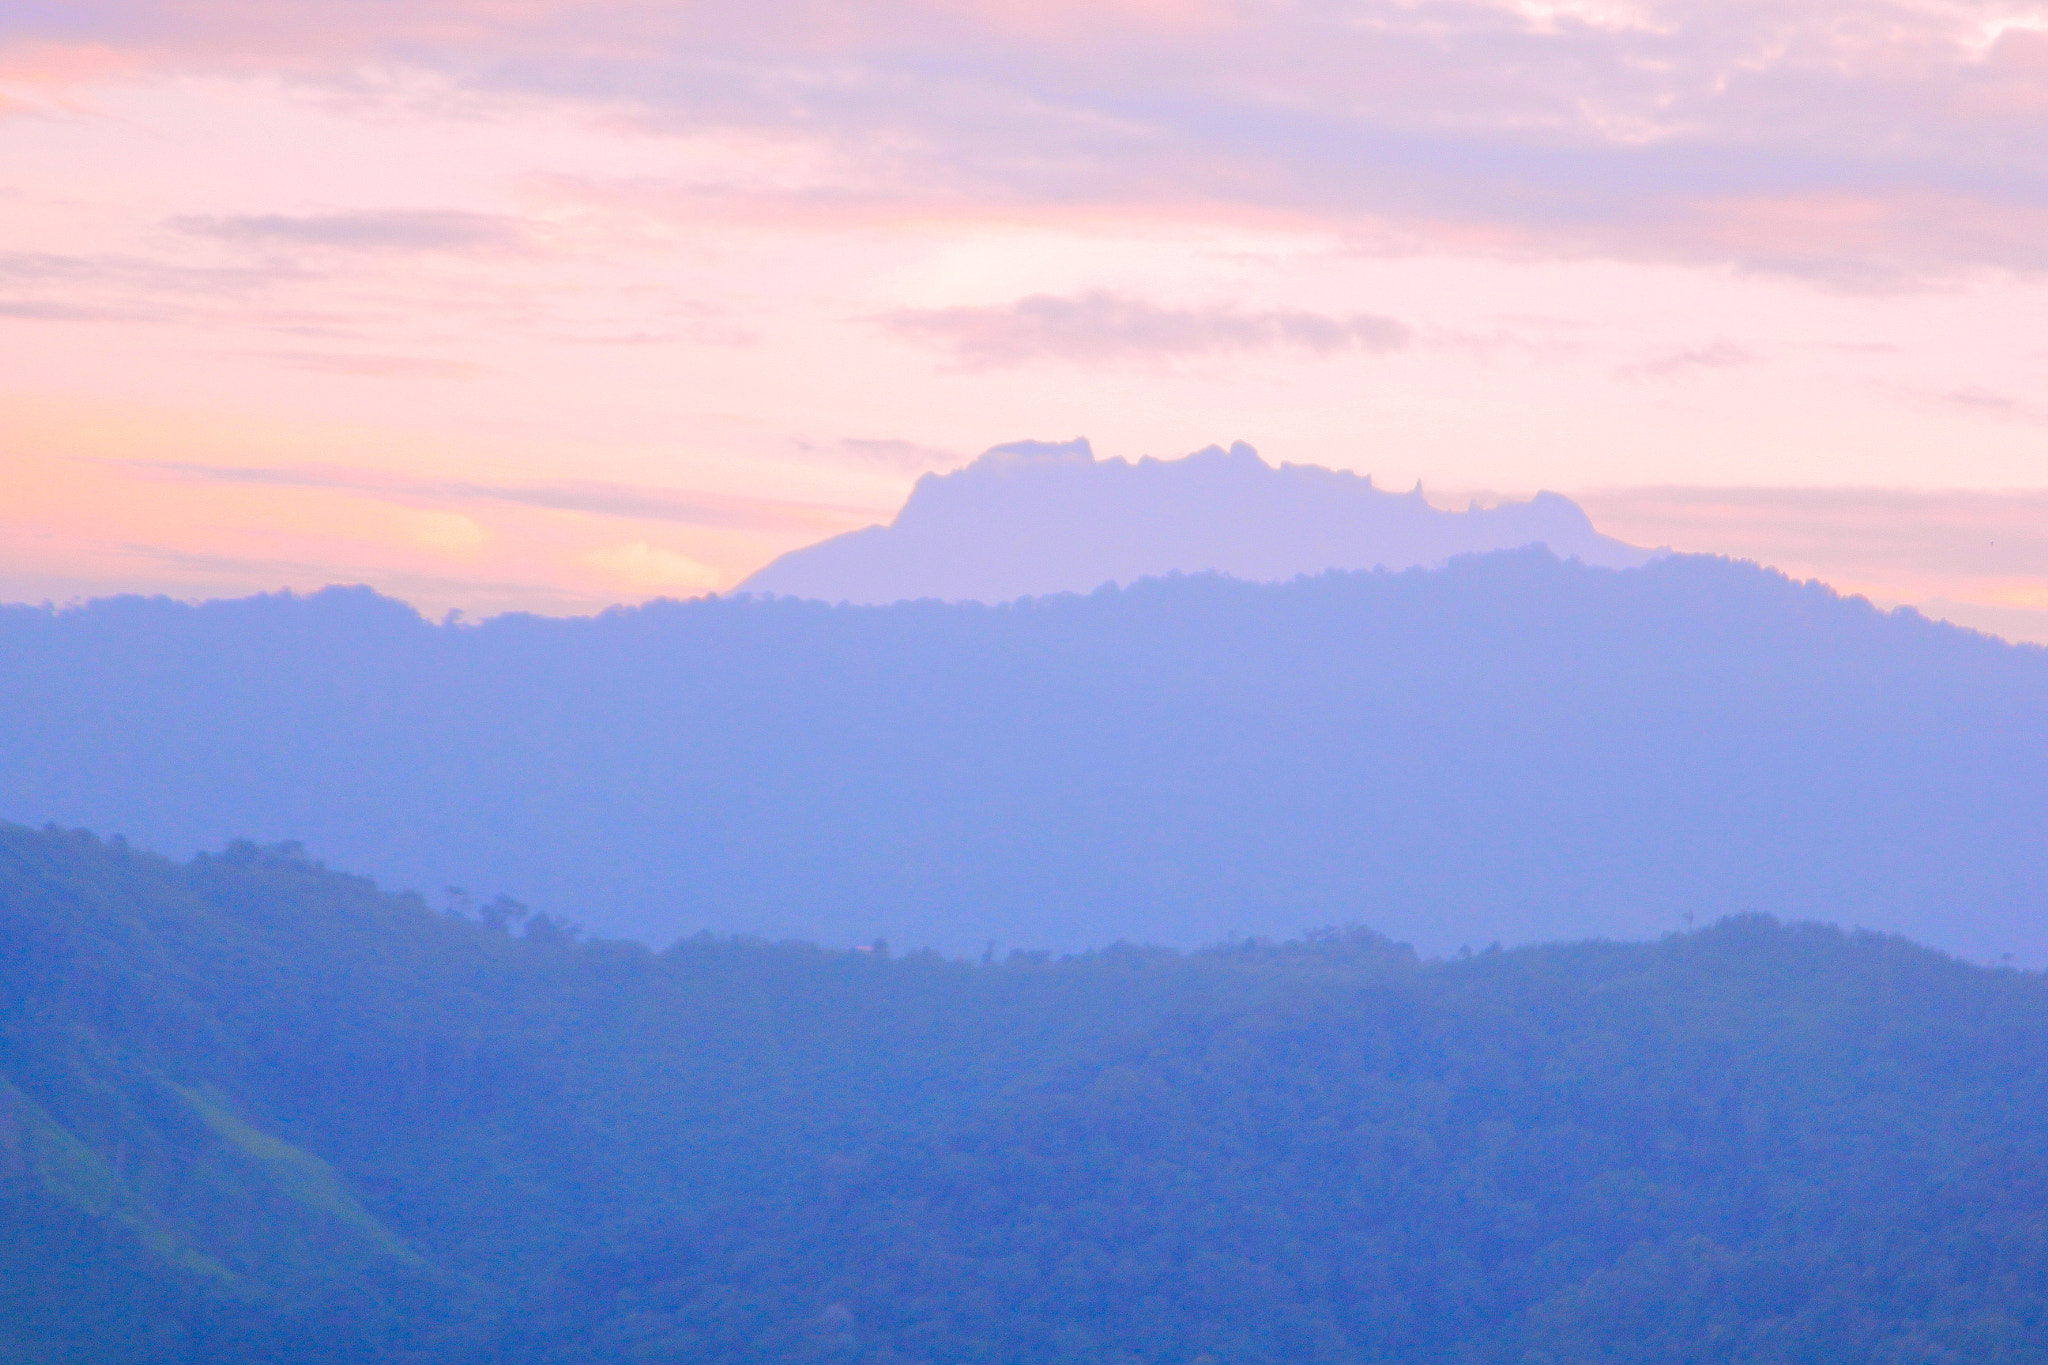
740 439 1653 603
3 824 2047 1364
2 550 2045 961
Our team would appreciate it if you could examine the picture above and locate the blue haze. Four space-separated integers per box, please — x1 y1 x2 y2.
2 550 2044 963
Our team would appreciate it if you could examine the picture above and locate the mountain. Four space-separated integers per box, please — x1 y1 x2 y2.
3 551 2045 963
5 822 2048 1364
739 439 1654 603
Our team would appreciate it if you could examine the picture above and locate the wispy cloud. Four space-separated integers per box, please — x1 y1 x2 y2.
1627 340 1754 379
1940 386 2031 417
1576 485 2048 579
460 480 860 531
1572 483 2048 644
0 298 156 321
17 0 2048 274
586 540 722 590
114 541 608 611
834 437 965 471
881 292 1411 367
0 248 305 294
175 209 526 254
10 0 2048 622
258 351 490 378
0 248 315 327
116 460 885 533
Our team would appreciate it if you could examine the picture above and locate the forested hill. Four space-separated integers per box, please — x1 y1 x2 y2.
4 822 2047 1364
4 550 2047 961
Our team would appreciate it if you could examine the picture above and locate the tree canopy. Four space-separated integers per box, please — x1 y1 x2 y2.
3 822 2046 1363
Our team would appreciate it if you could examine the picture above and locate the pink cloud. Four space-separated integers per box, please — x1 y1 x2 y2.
7 0 2048 629
256 351 493 378
1574 486 2048 632
0 40 142 110
881 292 1411 367
176 209 527 254
1628 340 1753 378
1555 483 2048 645
6 0 2047 273
119 459 887 534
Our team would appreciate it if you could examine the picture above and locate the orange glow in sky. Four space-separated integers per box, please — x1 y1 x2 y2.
3 1 2045 634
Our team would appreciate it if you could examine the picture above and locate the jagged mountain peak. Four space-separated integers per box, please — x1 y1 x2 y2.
741 438 1652 604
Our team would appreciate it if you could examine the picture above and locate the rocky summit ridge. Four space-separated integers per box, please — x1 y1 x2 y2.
740 438 1655 604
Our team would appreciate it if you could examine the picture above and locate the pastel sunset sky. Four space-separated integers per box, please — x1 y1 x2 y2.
3 0 2046 634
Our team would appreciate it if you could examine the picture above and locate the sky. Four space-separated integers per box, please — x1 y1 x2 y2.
2 0 2045 636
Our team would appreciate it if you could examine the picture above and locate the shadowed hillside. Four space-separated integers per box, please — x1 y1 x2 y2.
3 549 2045 961
3 824 2046 1364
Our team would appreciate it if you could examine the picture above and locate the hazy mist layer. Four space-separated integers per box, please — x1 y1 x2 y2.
4 551 2043 963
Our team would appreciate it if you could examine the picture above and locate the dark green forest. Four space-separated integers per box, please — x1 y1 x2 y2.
3 821 2046 1364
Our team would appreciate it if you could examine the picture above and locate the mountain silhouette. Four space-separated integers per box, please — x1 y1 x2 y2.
740 439 1654 603
4 551 2044 964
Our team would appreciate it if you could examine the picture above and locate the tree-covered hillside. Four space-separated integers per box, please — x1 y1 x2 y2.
4 822 2046 1363
3 551 2046 962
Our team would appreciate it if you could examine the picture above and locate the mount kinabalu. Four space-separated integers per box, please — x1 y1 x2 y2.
739 438 1655 604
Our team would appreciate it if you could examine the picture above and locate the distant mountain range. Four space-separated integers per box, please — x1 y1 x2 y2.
4 552 2043 964
740 439 1654 603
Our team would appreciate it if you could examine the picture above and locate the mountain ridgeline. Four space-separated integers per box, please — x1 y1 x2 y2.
2 550 2044 962
740 439 1653 603
3 823 2047 1364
